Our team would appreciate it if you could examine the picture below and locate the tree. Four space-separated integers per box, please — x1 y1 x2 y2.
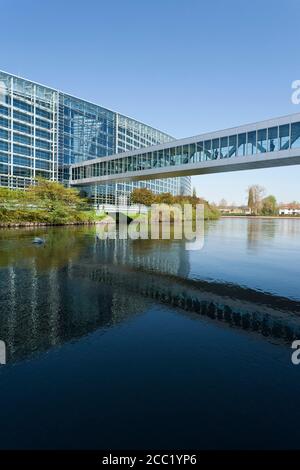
154 192 174 205
25 178 89 223
219 198 227 207
0 178 95 224
261 195 277 215
192 187 197 198
247 185 265 215
130 188 155 206
248 187 254 214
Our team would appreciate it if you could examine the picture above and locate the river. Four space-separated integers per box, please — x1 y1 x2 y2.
0 217 300 449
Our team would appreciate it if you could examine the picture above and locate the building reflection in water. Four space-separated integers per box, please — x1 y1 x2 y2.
0 225 300 364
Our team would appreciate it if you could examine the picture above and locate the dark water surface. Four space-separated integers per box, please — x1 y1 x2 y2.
0 218 300 449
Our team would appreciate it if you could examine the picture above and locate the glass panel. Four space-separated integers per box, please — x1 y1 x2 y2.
228 135 237 157
158 150 164 167
196 142 204 162
182 145 189 163
237 133 246 156
175 146 182 165
146 152 152 168
212 138 219 159
132 155 138 171
163 149 169 166
268 127 278 152
220 136 228 158
204 140 211 160
170 147 176 165
0 117 8 128
291 122 300 148
257 129 267 153
189 143 196 162
279 124 290 150
247 131 256 155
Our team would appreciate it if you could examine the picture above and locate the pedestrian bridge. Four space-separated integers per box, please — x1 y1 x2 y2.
70 113 300 186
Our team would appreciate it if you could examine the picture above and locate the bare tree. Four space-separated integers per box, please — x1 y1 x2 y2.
219 198 227 207
247 185 265 215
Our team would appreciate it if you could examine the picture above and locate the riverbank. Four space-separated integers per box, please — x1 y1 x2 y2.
0 220 105 228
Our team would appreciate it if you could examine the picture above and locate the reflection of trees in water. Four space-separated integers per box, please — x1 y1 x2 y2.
247 219 277 251
0 226 93 271
0 225 192 278
246 218 300 251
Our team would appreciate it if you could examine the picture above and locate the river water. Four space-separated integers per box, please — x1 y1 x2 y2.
0 217 300 449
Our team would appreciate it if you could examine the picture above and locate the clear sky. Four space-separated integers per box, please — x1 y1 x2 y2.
2 0 300 204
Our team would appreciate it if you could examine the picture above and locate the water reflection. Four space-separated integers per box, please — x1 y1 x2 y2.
0 221 300 364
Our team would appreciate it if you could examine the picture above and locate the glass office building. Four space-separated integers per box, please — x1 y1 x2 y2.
0 71 191 202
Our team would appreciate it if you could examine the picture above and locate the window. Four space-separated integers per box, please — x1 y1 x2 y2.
13 122 31 134
175 146 183 165
36 118 51 129
212 139 219 159
182 145 189 163
35 170 50 178
0 117 8 128
220 137 228 158
13 110 32 123
0 141 8 151
247 131 256 155
0 129 9 140
228 135 237 157
36 139 51 150
279 124 290 150
204 140 212 160
189 143 196 162
291 122 300 148
0 105 9 116
238 133 246 156
268 127 278 152
13 166 31 177
36 129 50 140
0 164 8 174
36 149 50 160
36 108 51 120
13 144 31 156
170 147 176 165
13 156 31 167
257 129 267 153
35 159 50 170
14 134 31 146
0 153 8 163
13 98 32 113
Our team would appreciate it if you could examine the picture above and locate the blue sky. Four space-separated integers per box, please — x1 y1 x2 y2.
2 0 300 204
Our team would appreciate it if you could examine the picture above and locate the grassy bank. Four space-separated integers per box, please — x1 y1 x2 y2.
0 178 103 227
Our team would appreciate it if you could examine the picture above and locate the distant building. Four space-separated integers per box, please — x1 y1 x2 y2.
279 204 300 216
219 205 251 215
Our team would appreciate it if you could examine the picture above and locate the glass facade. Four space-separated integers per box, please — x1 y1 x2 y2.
72 119 300 182
0 71 191 201
0 71 57 188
